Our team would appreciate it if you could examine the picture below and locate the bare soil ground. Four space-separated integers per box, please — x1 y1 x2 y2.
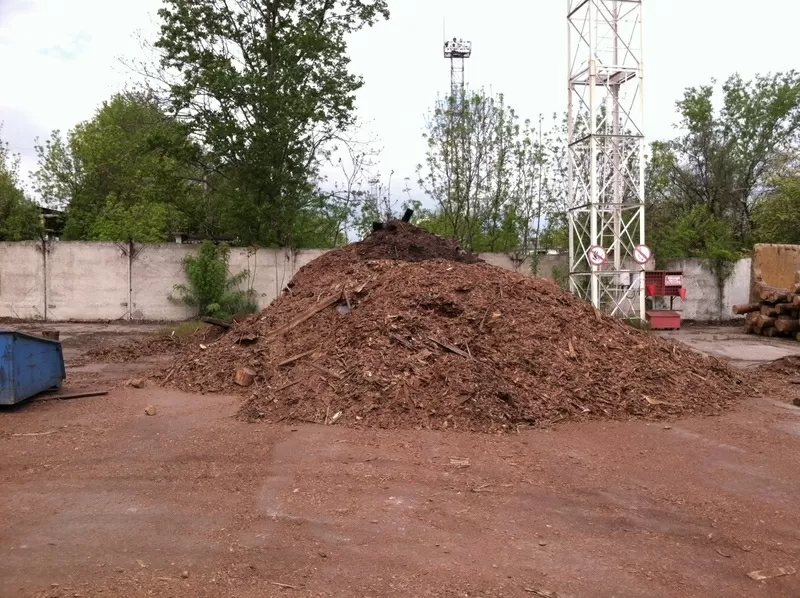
2 325 800 597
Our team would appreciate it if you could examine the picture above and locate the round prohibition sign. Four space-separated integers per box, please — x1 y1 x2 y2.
633 244 653 265
586 245 608 267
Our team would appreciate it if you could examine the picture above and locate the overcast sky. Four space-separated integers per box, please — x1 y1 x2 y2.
2 0 799 200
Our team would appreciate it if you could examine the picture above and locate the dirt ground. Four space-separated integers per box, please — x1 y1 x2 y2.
3 324 800 597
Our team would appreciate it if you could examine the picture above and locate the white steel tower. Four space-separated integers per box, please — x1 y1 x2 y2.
443 37 472 100
567 0 646 320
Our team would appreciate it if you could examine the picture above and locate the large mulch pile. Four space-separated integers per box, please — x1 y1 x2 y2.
159 221 752 432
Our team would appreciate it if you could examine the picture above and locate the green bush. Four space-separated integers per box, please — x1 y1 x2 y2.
171 242 257 319
550 265 570 290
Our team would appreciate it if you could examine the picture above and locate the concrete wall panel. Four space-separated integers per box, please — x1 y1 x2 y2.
131 244 195 321
0 242 46 320
47 242 129 321
228 247 280 311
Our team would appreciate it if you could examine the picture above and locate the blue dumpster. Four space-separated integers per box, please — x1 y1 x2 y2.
0 329 66 405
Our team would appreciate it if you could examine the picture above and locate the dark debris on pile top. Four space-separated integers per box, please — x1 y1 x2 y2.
159 221 753 432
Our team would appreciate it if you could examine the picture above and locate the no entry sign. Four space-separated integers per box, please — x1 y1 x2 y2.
587 245 608 267
633 244 653 265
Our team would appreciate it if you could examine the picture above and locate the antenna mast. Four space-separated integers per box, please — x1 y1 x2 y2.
567 0 646 320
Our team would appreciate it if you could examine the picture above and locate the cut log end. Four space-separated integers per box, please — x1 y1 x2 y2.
234 367 256 387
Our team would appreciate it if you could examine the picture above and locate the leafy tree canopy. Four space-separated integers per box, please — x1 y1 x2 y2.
34 91 203 242
0 129 42 241
646 71 800 262
152 0 389 247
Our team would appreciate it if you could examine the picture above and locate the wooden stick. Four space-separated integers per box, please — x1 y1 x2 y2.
388 333 413 350
35 390 109 402
478 307 490 332
309 363 343 380
429 337 470 359
275 380 301 392
267 289 342 339
270 581 299 589
278 350 315 367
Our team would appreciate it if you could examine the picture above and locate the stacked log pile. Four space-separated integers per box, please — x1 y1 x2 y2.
734 271 800 340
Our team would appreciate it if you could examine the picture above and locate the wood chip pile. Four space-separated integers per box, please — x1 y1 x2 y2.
162 221 751 432
734 272 800 340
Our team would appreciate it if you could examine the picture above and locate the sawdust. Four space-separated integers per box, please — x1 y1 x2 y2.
157 223 752 432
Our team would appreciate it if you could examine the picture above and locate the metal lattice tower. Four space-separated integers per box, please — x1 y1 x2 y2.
567 0 646 320
443 37 472 101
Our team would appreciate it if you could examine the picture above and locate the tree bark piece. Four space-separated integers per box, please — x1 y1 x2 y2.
235 367 256 387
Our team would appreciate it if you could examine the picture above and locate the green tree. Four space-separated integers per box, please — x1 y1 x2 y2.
34 91 202 241
752 173 800 244
151 0 389 247
0 130 43 241
417 91 570 259
646 71 800 259
417 89 524 252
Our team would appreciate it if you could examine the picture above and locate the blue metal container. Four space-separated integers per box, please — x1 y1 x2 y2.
0 329 66 405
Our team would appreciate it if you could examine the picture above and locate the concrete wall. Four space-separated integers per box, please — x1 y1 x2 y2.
47 242 130 321
0 242 332 322
130 244 196 321
476 253 570 281
0 241 755 322
664 258 752 321
0 242 45 320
